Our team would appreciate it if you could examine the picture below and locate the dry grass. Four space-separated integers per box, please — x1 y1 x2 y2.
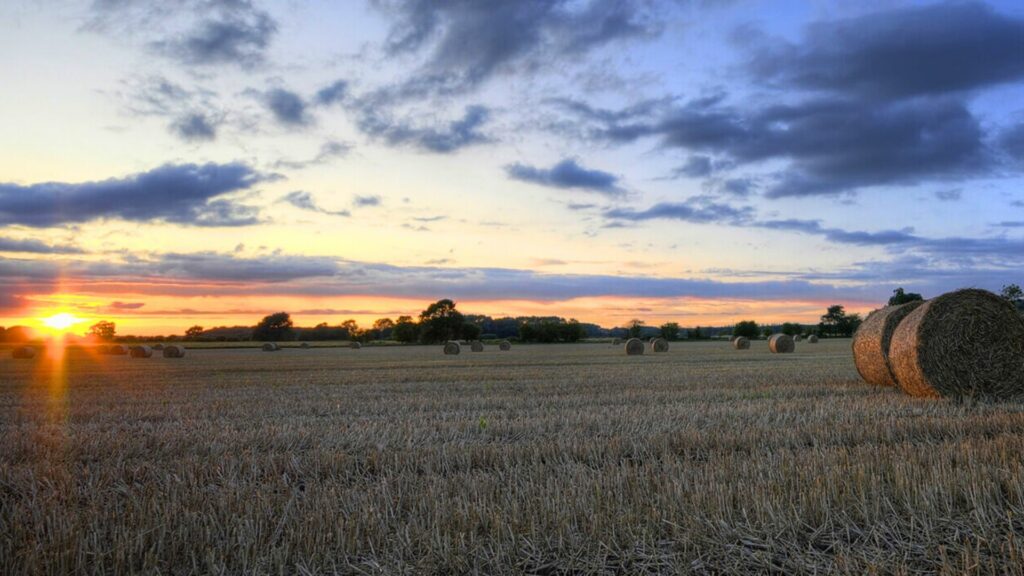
2 341 1024 575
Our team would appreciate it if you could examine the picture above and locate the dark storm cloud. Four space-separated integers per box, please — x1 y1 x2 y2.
0 237 84 255
264 88 311 126
0 162 265 227
280 191 351 217
505 159 624 196
999 122 1024 161
357 105 490 153
171 112 217 141
375 0 660 95
748 2 1024 99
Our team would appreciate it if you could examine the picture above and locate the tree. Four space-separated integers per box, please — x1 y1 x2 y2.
819 305 862 337
392 316 419 343
185 325 204 340
780 322 802 336
372 318 395 340
762 326 773 338
691 326 703 340
462 322 482 341
88 320 116 341
733 320 760 340
1001 284 1024 312
419 299 464 343
340 319 361 341
559 319 585 342
659 322 680 340
888 287 924 306
627 319 644 339
253 312 293 341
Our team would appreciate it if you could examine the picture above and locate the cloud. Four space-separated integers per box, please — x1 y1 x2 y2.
675 155 713 178
757 219 918 246
506 158 624 196
375 0 662 96
109 301 145 310
999 122 1024 161
934 188 963 201
358 105 490 153
314 80 348 106
170 112 217 141
605 198 753 224
0 162 265 227
263 88 311 126
272 140 351 170
0 237 84 255
747 2 1024 99
353 195 382 207
280 191 351 217
996 221 1024 228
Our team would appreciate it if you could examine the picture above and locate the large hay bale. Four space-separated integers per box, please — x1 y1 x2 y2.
349 341 362 350
651 337 669 353
470 341 484 352
108 344 128 356
852 301 924 387
129 345 153 358
443 341 461 355
732 336 750 350
889 289 1024 399
499 340 512 351
768 334 794 353
624 338 644 355
807 334 819 343
163 345 186 358
12 346 36 359
262 342 279 352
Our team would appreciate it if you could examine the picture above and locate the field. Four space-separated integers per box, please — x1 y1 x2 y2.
3 341 1024 575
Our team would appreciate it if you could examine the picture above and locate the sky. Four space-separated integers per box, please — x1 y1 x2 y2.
2 0 1024 335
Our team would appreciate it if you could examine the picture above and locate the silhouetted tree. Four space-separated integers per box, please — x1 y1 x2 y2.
88 320 116 341
371 318 394 340
733 320 760 339
659 322 680 340
1002 284 1024 312
462 323 481 341
253 312 293 341
185 325 204 340
627 319 644 339
780 322 802 336
419 299 464 343
888 287 924 306
392 316 419 343
819 305 862 337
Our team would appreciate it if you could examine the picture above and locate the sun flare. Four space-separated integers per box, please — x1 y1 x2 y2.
41 313 83 332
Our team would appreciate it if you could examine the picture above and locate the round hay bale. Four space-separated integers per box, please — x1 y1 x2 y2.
299 342 310 348
152 343 165 351
624 338 644 356
349 341 362 350
890 289 1024 399
12 346 36 359
129 345 153 358
95 344 110 355
443 341 461 355
807 334 819 343
162 345 186 359
108 344 128 356
651 337 669 353
732 336 750 350
499 340 511 351
768 334 794 354
262 342 279 352
470 341 484 352
852 301 924 387
612 338 622 346
793 335 802 342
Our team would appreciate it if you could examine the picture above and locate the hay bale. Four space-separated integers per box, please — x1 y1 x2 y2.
793 335 802 342
612 338 622 346
852 301 924 387
349 341 362 350
163 345 186 358
624 338 644 356
768 334 794 353
152 344 165 351
443 341 461 355
889 289 1024 399
499 340 512 351
262 342 279 352
129 345 153 358
651 337 669 353
300 342 310 348
732 336 750 350
95 344 109 355
807 334 819 343
108 344 128 356
470 341 484 352
12 346 36 359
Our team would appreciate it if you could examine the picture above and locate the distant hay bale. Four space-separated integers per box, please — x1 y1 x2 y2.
443 341 461 355
732 336 750 350
300 342 310 348
470 341 484 352
108 344 128 356
852 301 924 387
612 338 622 346
12 346 36 359
152 344 165 351
889 289 1024 399
350 342 362 350
793 335 802 342
624 338 644 355
499 340 512 351
129 345 153 358
95 344 109 355
768 334 794 353
807 334 819 343
262 343 279 352
651 337 669 353
162 345 186 359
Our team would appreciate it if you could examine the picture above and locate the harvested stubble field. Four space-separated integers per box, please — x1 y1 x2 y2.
2 341 1024 575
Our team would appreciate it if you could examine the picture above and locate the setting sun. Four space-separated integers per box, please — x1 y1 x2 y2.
41 313 84 332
